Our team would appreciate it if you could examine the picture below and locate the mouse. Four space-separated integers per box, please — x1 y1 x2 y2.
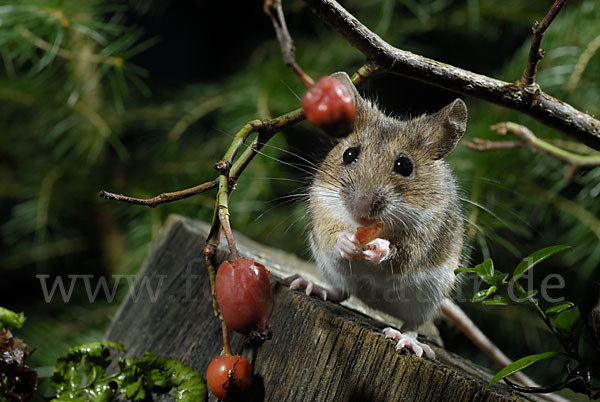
293 71 466 358
285 72 570 401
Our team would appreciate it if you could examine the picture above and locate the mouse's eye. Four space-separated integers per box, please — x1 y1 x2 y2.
394 154 413 177
342 146 360 165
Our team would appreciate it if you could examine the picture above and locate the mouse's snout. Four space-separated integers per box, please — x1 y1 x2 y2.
348 191 386 225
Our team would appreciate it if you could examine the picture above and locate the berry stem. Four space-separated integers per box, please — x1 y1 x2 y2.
221 320 233 356
204 208 233 356
218 206 239 261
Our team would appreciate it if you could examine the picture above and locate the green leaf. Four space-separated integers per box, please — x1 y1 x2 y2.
0 307 26 329
88 383 115 402
554 307 583 353
516 289 538 303
454 268 475 275
50 362 81 394
472 286 497 302
489 351 560 386
165 358 207 402
456 259 508 286
482 295 518 306
136 352 168 388
545 302 575 315
50 393 88 402
482 271 509 286
126 377 146 401
513 245 570 281
64 341 125 359
50 342 124 396
474 258 494 278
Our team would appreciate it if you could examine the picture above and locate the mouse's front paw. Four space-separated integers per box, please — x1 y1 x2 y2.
363 238 390 263
336 231 362 260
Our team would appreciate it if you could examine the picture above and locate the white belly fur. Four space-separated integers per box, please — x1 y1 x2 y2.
313 243 455 325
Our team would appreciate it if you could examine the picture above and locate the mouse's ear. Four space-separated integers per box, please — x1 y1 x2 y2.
330 71 364 107
429 98 467 159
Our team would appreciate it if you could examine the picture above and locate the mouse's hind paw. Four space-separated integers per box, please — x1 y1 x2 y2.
383 327 435 359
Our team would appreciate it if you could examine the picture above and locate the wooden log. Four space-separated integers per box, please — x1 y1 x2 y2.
105 214 539 401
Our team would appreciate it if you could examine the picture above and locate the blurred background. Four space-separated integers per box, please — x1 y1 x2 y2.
1 0 598 397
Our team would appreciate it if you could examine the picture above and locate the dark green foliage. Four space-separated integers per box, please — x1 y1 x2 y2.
48 342 206 402
0 305 206 402
457 249 600 397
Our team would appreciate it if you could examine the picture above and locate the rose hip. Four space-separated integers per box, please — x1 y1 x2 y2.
215 257 273 341
206 355 252 401
301 76 356 138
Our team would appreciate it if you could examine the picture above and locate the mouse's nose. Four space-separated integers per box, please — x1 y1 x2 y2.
352 192 385 219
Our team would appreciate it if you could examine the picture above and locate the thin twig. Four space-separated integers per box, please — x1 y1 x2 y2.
521 0 568 86
303 0 600 150
264 0 314 87
98 180 219 207
465 122 600 181
462 139 520 151
214 160 240 260
202 207 231 354
218 208 239 260
490 122 600 169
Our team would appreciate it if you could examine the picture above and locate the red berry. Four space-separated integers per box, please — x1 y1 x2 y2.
301 76 356 137
215 258 273 341
206 355 252 401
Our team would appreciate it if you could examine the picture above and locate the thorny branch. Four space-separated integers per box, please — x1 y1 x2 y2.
303 0 600 150
521 0 568 86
